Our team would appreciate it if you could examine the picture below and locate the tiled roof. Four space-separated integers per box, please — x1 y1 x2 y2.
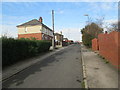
16 19 53 31
16 19 42 27
55 33 63 36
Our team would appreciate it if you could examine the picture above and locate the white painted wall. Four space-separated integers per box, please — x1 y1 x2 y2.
18 25 42 34
42 27 53 37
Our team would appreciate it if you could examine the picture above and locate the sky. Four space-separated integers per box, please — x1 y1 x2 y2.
1 1 118 41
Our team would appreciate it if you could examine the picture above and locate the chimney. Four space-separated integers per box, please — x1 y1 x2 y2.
39 17 43 23
60 31 62 35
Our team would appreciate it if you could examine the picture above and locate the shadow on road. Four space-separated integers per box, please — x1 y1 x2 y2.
3 49 67 88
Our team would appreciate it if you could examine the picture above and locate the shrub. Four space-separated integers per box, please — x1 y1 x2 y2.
2 37 51 68
81 23 103 48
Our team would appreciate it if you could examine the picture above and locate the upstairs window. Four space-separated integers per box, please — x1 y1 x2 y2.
25 27 27 32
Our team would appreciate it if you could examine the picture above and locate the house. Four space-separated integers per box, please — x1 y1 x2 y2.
62 38 69 46
63 38 74 45
54 32 63 45
17 17 53 41
63 38 68 42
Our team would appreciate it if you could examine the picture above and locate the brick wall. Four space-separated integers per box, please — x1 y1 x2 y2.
18 33 42 40
92 38 99 51
98 31 119 68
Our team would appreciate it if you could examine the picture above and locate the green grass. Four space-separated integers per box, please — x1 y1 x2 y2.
81 81 85 88
104 59 109 64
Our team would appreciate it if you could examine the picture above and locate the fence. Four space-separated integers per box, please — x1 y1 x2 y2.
92 31 120 68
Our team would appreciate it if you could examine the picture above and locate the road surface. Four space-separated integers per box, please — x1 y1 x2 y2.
3 44 83 88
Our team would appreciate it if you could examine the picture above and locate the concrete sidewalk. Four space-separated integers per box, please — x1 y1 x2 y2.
2 45 69 82
81 44 118 88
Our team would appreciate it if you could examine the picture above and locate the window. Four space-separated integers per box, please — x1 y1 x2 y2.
25 27 27 32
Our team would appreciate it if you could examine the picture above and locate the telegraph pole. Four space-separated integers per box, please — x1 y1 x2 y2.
52 10 55 49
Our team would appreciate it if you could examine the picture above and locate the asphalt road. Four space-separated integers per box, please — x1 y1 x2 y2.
3 44 83 88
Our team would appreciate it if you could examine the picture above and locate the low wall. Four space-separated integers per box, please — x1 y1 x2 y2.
98 31 119 68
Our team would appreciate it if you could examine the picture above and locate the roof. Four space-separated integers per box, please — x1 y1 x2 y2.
54 33 63 36
16 19 41 27
17 19 53 31
63 38 68 40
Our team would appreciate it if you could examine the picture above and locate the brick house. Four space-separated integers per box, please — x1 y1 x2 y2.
17 17 53 40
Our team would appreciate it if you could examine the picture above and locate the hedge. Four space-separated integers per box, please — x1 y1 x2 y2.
2 37 52 68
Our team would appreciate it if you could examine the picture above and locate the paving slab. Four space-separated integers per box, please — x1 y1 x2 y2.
81 44 118 88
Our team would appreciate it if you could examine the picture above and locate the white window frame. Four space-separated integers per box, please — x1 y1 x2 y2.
25 27 27 32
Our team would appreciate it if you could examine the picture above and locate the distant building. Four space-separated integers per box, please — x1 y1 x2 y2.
55 32 63 45
17 17 53 40
62 38 68 46
63 38 68 42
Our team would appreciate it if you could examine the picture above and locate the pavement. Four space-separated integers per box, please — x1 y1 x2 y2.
81 44 119 88
2 44 83 88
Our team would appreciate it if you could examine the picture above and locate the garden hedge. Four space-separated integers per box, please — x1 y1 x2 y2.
2 37 51 68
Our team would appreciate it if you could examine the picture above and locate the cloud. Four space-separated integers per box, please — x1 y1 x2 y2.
101 3 118 10
56 28 82 41
104 19 118 24
0 25 17 38
102 19 118 31
88 2 118 13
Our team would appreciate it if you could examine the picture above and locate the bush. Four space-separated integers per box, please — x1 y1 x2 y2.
81 23 103 48
2 37 51 68
82 33 94 48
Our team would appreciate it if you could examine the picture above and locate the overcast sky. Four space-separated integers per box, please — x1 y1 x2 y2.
1 1 118 41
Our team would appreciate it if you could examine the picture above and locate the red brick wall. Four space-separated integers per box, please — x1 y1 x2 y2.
92 38 99 51
98 31 119 68
118 32 120 68
18 33 42 40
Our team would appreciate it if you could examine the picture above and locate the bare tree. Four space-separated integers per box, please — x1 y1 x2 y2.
95 16 105 28
105 21 119 32
1 30 12 38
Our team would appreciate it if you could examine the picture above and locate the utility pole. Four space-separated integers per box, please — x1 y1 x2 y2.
52 10 55 49
60 31 63 47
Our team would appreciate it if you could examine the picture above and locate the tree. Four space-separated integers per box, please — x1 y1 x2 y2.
81 22 103 48
95 16 105 27
109 21 119 32
104 20 119 32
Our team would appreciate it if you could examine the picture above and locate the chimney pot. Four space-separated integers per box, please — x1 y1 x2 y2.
39 17 43 23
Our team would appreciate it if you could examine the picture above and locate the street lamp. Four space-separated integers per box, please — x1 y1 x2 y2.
84 14 90 31
84 14 89 25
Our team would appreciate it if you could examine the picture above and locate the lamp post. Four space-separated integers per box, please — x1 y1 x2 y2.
84 14 89 25
84 14 90 31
